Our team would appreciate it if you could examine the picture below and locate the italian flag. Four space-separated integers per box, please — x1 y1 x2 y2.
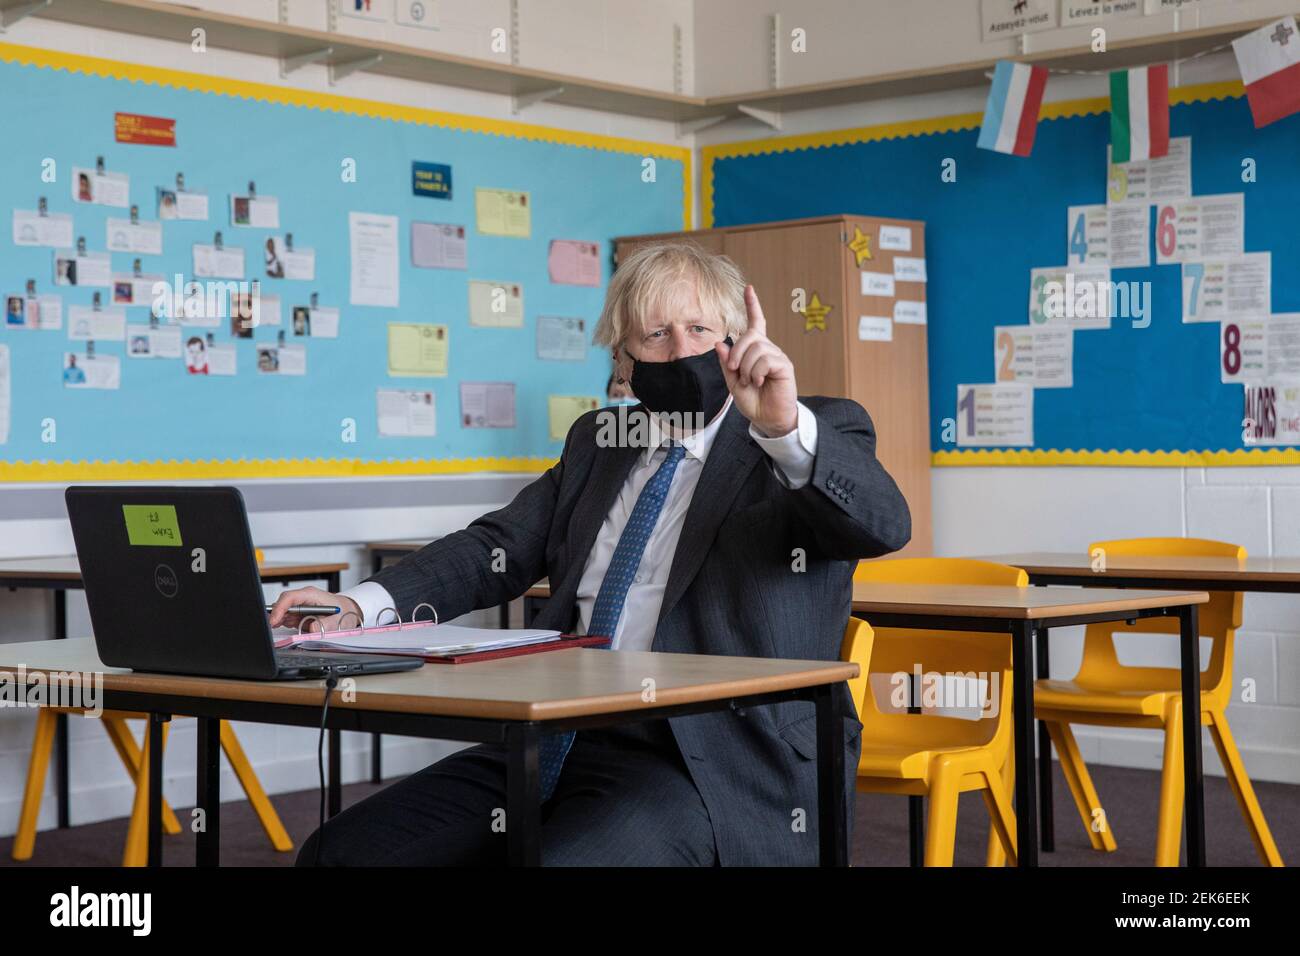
1232 17 1300 129
1109 65 1169 163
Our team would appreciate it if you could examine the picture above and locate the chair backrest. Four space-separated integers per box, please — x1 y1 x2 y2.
847 558 1028 750
1079 537 1244 704
840 617 874 725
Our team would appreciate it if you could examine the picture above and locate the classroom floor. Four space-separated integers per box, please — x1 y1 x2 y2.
2 760 1295 866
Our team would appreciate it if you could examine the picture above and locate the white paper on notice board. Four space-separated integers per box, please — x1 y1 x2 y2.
861 272 895 297
857 315 892 342
894 301 927 325
893 258 927 283
955 383 1033 447
878 225 912 252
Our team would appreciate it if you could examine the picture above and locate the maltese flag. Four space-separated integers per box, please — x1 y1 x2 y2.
1233 17 1300 128
978 61 1048 156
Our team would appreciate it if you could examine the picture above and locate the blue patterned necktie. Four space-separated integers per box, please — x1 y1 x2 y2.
537 440 687 801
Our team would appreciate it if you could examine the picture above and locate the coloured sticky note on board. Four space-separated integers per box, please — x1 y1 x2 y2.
388 323 448 376
475 188 530 238
122 504 183 547
548 396 600 441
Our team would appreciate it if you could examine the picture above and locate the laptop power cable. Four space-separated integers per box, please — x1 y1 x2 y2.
314 673 339 867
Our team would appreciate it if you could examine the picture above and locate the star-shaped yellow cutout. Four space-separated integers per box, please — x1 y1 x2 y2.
847 226 872 266
802 292 831 332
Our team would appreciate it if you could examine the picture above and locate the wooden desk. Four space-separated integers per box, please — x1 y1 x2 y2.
975 551 1300 591
976 550 1299 863
365 540 427 577
0 638 858 867
850 582 1210 867
0 557 348 829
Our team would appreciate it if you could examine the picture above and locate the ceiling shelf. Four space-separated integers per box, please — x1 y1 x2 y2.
1 0 1272 127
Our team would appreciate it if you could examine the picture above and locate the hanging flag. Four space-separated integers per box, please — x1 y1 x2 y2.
1109 65 1170 163
977 61 1049 156
1232 17 1300 129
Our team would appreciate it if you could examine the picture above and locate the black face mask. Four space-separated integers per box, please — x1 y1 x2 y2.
628 337 732 424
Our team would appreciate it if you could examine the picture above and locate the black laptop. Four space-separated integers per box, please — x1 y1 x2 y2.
66 485 423 680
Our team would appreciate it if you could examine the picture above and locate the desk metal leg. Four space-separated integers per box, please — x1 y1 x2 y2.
908 799 925 867
1036 627 1054 852
1011 620 1040 867
505 724 541 866
53 589 70 830
196 716 220 867
814 684 848 867
328 729 342 817
147 713 168 868
1180 604 1206 867
906 672 924 867
498 601 511 629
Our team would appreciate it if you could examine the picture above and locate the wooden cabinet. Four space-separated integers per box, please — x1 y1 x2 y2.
614 215 931 557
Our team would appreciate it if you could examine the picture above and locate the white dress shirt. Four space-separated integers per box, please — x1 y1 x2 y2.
343 399 820 646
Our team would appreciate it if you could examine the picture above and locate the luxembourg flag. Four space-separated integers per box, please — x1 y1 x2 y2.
1109 65 1169 163
1232 17 1300 129
977 61 1048 156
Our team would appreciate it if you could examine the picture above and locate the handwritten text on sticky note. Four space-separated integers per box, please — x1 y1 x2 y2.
122 505 183 547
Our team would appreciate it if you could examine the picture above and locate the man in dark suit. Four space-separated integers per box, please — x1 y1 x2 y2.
272 241 911 865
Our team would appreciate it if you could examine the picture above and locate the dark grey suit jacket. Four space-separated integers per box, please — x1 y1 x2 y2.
368 397 911 865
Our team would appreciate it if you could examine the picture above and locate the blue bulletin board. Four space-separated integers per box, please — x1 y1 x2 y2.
0 43 688 480
704 82 1300 466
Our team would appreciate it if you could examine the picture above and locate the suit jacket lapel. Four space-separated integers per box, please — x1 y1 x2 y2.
654 404 763 636
550 437 641 612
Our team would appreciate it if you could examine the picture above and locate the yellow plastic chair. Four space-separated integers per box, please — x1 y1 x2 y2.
14 711 293 866
1035 537 1283 867
847 558 1025 866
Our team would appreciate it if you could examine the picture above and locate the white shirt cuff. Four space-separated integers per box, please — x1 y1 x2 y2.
340 580 400 626
748 401 818 489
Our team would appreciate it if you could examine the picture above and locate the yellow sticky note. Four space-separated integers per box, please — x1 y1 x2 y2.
388 323 448 377
122 504 183 547
475 188 531 238
548 395 600 441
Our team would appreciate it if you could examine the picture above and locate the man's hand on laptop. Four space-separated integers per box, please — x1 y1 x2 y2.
269 586 362 632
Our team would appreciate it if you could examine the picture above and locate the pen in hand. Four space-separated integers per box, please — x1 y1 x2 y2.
266 604 341 615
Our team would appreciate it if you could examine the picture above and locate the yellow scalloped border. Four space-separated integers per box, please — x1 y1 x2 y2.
0 457 558 481
700 79 1245 228
0 41 688 481
933 447 1300 467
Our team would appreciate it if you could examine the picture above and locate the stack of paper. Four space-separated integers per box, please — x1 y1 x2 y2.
296 624 562 658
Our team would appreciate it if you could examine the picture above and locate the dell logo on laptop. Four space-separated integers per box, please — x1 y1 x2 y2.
154 563 179 598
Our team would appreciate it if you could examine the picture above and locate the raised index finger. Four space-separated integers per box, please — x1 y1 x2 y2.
744 284 767 338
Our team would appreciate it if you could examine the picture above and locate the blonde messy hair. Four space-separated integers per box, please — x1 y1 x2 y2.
594 241 748 348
